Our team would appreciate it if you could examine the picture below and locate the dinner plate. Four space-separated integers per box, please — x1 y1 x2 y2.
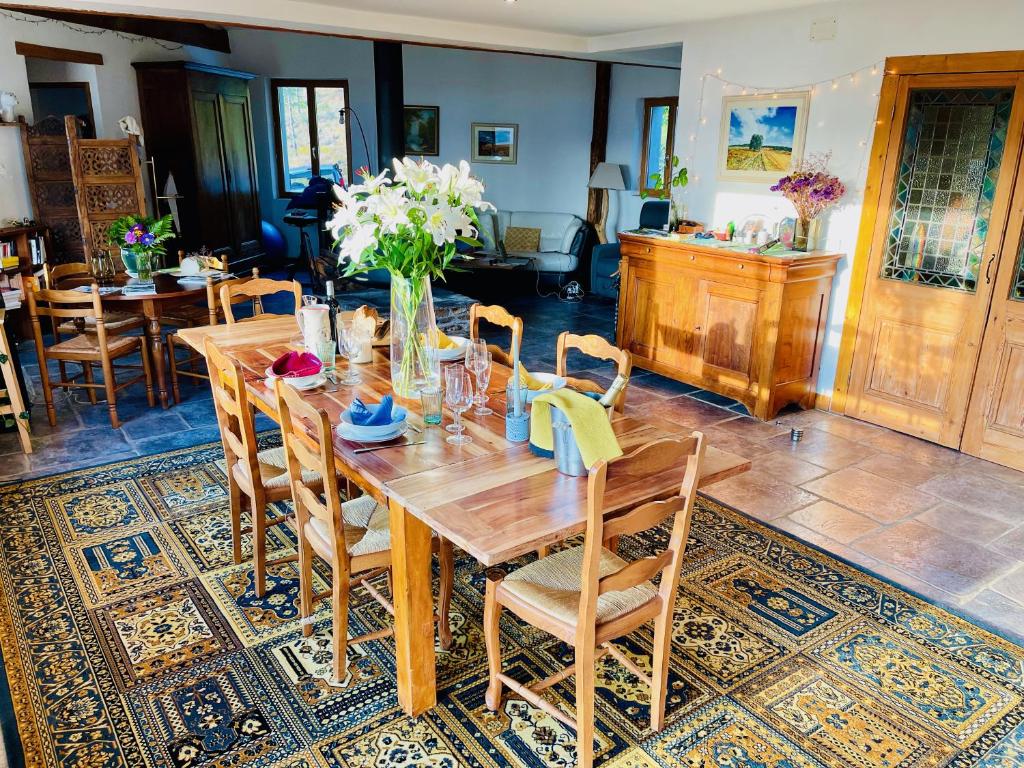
264 366 323 389
338 407 408 439
336 421 408 444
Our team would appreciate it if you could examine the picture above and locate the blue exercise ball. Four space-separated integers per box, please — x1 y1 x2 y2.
261 220 288 262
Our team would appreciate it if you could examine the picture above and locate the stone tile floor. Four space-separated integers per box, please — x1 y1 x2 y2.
0 288 1021 644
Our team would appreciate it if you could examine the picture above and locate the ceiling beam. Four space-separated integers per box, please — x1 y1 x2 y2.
2 6 231 53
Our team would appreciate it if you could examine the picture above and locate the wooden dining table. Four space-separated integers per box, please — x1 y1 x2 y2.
176 316 752 717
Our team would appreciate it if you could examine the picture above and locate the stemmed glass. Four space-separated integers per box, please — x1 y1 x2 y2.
337 320 370 385
465 344 493 416
444 365 474 445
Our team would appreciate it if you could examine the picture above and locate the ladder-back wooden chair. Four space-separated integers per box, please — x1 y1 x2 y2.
27 278 153 428
0 309 31 453
43 261 146 335
159 249 236 331
556 332 633 413
220 277 302 324
483 433 706 768
469 303 524 367
275 379 455 683
167 271 262 403
206 337 319 596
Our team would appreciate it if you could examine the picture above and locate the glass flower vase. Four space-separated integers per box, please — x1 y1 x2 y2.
793 218 821 252
136 252 153 281
389 275 440 398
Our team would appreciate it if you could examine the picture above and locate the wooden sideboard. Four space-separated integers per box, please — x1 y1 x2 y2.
616 233 841 420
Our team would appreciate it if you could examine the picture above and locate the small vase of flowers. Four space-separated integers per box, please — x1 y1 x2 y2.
329 158 492 397
108 214 175 280
770 154 845 251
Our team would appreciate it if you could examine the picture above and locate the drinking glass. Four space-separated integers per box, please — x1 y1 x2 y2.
444 365 473 445
337 320 370 385
302 294 321 307
466 348 492 416
315 338 337 380
420 387 442 425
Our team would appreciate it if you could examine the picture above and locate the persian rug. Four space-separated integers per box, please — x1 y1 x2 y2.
0 439 1021 768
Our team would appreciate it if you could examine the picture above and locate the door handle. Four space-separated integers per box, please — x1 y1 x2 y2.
985 254 996 284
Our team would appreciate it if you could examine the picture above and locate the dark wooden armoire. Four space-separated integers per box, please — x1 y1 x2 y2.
133 61 265 273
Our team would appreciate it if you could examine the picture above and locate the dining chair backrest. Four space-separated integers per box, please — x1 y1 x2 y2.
220 276 302 324
26 277 112 351
555 332 633 413
43 261 91 290
201 268 262 326
205 338 260 487
469 303 524 367
577 433 705 637
274 379 349 568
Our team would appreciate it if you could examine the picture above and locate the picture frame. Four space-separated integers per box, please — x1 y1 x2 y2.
717 92 810 183
404 105 439 156
471 122 518 164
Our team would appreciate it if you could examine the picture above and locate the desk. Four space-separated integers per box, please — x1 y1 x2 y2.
176 317 751 716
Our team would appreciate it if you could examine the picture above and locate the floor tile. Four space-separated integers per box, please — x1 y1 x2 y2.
712 416 791 442
801 467 938 523
862 429 966 470
687 389 741 408
786 500 881 544
990 566 1024 602
918 472 1024 524
703 469 818 522
761 430 875 471
749 450 828 485
914 504 1016 547
960 589 1024 645
809 413 885 443
693 425 763 460
854 452 943 487
121 409 192 442
632 396 736 430
989 525 1024 559
852 519 1017 597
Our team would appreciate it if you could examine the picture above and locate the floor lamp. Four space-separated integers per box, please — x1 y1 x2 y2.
588 162 626 244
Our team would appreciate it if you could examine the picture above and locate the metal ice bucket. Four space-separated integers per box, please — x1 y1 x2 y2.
550 406 587 477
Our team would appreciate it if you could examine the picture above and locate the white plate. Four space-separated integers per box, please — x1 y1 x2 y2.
284 373 327 391
264 366 323 389
436 336 468 361
336 421 408 444
339 406 408 439
525 373 567 402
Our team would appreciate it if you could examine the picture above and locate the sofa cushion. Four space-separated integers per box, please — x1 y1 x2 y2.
476 210 499 251
503 226 541 252
509 250 578 274
495 211 582 254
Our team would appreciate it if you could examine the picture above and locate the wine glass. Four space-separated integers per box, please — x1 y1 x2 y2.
444 365 473 445
466 347 493 416
337 320 370 385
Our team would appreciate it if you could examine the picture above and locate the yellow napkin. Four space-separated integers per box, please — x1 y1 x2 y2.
518 364 552 391
421 329 459 349
529 389 622 469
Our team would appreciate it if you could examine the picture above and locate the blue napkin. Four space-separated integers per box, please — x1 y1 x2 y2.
348 395 394 426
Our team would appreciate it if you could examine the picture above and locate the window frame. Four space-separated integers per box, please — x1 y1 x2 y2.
270 78 353 199
638 96 678 199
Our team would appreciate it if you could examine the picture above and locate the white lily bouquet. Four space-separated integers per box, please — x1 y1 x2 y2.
329 157 493 396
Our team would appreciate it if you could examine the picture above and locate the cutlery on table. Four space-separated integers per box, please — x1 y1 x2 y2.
353 440 425 454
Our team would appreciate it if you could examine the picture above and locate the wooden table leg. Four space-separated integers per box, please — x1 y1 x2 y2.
388 496 437 716
145 314 169 409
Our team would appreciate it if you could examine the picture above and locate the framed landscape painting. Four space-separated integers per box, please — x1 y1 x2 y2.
404 105 439 156
471 123 518 164
718 92 809 182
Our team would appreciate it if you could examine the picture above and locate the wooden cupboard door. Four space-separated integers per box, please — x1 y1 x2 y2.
618 260 694 373
693 279 764 394
218 93 261 249
962 168 1024 470
191 90 233 251
846 74 1024 446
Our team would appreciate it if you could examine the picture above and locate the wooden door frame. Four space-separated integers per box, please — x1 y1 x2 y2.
832 50 1024 414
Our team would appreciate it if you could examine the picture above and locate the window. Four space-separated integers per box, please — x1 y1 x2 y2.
271 79 352 197
639 97 678 198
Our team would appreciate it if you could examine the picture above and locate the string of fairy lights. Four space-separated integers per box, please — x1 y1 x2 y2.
0 8 185 50
678 59 887 195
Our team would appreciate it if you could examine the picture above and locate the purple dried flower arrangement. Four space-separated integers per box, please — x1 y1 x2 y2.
771 153 846 224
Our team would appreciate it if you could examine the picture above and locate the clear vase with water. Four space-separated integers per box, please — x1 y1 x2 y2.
389 274 440 398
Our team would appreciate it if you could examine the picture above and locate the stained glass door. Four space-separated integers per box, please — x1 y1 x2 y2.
846 73 1024 446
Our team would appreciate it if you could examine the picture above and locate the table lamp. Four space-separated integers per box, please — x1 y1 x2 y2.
588 162 626 244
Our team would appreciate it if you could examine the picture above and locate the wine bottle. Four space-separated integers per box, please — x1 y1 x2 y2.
324 280 340 343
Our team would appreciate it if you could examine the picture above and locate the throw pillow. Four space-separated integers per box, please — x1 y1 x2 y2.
502 226 541 253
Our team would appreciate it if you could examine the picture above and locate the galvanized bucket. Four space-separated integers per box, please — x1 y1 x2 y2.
551 406 587 477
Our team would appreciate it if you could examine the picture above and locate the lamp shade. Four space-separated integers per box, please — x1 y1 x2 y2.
588 162 626 190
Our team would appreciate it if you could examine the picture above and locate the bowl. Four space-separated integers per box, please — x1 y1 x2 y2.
338 406 408 439
264 365 323 389
436 336 468 361
525 373 567 403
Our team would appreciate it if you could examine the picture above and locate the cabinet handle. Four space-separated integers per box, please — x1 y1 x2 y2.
694 325 702 332
738 264 745 270
985 254 996 284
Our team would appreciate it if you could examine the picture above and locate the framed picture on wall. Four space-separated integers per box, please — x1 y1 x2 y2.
717 92 810 182
471 122 518 164
404 105 439 156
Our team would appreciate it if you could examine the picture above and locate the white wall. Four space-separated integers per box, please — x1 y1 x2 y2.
674 0 1024 398
605 62 680 236
403 45 595 218
0 11 227 223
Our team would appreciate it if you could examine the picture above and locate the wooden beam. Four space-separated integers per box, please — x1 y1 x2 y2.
14 41 102 65
7 8 230 53
586 61 612 233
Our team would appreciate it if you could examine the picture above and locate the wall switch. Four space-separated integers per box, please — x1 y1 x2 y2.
809 17 837 42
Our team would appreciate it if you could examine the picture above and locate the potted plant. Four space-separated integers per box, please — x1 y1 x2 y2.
108 214 175 280
641 155 701 233
329 158 492 397
770 154 846 251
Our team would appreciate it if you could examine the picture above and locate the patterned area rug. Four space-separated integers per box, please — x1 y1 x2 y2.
0 439 1021 767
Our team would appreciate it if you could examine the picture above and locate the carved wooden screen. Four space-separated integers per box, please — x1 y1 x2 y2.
65 116 146 263
18 115 83 264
